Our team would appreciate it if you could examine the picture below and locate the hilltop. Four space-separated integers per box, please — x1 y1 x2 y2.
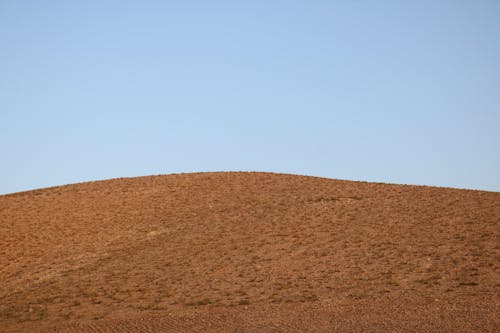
1 172 498 332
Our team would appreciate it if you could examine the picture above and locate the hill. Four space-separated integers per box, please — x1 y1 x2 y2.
1 172 499 332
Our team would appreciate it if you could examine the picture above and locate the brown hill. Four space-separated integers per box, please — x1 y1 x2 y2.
1 172 499 332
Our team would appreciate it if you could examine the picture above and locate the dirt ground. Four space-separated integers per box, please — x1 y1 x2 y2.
1 172 499 332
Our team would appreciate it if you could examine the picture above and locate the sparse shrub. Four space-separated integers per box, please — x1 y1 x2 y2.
238 299 250 305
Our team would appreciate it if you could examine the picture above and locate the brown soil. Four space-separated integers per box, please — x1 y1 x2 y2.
1 172 499 332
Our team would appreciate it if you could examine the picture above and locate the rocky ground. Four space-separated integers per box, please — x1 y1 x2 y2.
1 172 498 332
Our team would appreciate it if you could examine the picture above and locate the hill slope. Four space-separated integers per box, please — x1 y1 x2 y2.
1 172 499 332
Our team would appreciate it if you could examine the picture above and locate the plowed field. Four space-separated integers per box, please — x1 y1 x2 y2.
1 172 499 332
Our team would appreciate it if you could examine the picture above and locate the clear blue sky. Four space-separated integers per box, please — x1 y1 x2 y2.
1 0 499 194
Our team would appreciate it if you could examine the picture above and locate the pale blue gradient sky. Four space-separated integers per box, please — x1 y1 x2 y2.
1 0 499 194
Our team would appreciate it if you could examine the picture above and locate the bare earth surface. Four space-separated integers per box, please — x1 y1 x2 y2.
1 172 499 332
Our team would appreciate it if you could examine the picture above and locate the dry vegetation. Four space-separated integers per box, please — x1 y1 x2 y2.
0 172 499 332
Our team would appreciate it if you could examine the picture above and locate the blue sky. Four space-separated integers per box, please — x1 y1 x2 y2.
1 0 499 194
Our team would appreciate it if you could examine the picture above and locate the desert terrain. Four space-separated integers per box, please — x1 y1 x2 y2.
0 172 499 332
